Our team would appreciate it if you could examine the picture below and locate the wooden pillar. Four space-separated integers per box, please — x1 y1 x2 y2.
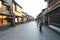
48 16 50 25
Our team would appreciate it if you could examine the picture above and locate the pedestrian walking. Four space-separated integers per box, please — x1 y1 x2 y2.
39 18 43 31
37 20 39 27
36 18 40 27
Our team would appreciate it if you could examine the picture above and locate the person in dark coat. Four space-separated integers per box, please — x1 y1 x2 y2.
39 18 43 31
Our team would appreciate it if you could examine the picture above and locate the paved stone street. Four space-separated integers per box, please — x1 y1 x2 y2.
0 21 60 40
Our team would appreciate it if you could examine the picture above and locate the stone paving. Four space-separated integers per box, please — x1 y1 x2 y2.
0 21 60 40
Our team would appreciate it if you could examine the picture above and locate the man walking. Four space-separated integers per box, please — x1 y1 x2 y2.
39 18 43 31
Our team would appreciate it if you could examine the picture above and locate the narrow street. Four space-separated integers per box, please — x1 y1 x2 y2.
0 21 60 40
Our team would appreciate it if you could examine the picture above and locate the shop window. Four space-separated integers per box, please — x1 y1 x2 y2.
15 18 18 22
0 15 8 26
50 13 60 27
18 18 22 22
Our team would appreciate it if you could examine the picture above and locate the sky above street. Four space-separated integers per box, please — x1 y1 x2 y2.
15 0 47 18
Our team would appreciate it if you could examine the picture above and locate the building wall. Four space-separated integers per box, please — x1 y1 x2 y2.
50 0 60 8
23 17 27 22
13 3 23 16
49 12 60 27
0 1 9 27
48 16 50 25
46 0 60 26
42 15 46 23
5 0 13 13
0 1 9 14
13 2 25 23
0 5 6 12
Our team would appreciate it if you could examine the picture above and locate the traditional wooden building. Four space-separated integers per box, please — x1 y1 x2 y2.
0 0 28 28
0 0 14 27
39 0 60 27
13 0 28 24
45 0 60 27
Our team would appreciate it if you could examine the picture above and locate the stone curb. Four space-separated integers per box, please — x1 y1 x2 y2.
49 25 60 35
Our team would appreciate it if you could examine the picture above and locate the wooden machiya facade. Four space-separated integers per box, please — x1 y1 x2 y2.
13 1 22 24
0 0 28 28
44 0 60 27
13 1 28 24
48 6 60 27
0 0 13 27
0 0 22 27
